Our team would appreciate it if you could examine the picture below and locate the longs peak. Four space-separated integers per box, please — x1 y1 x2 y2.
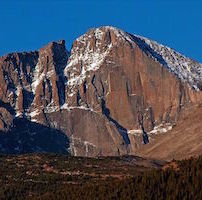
0 26 202 158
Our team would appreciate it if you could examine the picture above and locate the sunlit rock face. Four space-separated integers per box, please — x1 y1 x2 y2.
0 26 202 156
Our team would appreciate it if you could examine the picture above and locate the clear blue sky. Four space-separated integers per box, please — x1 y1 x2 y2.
1 0 202 62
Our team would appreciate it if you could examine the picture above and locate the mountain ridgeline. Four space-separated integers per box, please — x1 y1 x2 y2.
0 26 202 159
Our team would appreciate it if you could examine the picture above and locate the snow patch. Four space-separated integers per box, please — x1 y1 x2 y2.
44 104 60 113
65 37 112 96
103 26 135 44
32 63 55 94
68 135 96 156
64 26 202 96
127 129 142 136
64 26 136 97
26 104 96 116
84 141 96 156
127 123 172 137
149 123 172 135
31 63 42 94
15 86 22 117
68 135 78 156
61 104 94 112
28 109 40 118
134 34 202 90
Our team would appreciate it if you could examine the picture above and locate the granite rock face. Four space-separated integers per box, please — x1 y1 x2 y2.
0 26 202 157
0 107 13 132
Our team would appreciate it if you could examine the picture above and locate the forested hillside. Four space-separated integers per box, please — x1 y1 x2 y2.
0 154 201 199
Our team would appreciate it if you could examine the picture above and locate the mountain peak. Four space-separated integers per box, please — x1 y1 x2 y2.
40 39 66 50
1 26 202 157
67 26 202 91
64 26 138 97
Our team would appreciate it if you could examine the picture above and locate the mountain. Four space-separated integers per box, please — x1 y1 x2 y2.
0 26 202 159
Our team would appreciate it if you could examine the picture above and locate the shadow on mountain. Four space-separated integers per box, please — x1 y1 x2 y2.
101 99 130 145
23 90 34 110
0 117 69 155
0 100 15 115
130 34 168 67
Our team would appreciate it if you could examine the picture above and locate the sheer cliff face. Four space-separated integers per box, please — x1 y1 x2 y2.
0 41 68 121
0 26 202 157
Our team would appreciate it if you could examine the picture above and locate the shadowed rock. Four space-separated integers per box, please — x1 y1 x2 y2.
0 117 69 154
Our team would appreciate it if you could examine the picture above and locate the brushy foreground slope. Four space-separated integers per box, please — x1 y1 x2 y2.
0 154 201 200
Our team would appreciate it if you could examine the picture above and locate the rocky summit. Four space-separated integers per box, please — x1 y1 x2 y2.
0 26 202 159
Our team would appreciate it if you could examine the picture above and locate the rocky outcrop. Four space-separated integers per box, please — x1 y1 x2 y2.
136 103 202 161
64 27 202 132
46 109 129 157
0 107 13 132
32 40 68 114
0 51 38 107
62 27 202 156
0 40 68 120
0 26 202 157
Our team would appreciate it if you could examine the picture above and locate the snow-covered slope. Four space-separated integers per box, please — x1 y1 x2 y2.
65 26 202 91
64 28 112 97
133 34 202 91
64 26 137 96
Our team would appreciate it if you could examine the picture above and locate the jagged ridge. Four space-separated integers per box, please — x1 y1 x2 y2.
65 26 202 92
0 26 202 157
